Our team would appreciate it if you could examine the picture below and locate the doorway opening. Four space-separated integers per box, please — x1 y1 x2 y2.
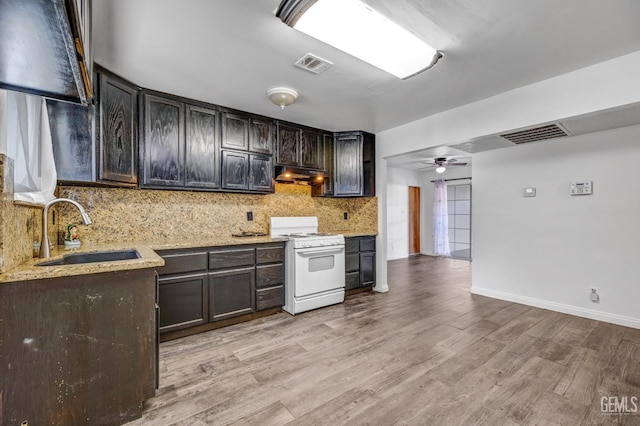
408 186 420 255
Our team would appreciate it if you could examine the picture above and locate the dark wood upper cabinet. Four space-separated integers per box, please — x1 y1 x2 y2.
334 132 362 196
47 65 138 187
185 105 220 189
276 123 301 166
333 131 375 197
221 150 249 190
312 133 334 197
249 118 274 154
222 112 249 150
301 130 323 169
141 92 184 187
249 154 273 192
96 68 138 185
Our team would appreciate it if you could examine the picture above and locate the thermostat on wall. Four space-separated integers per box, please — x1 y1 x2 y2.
570 181 593 196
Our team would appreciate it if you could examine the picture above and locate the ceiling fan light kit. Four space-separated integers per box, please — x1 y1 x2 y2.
275 0 442 79
419 157 469 173
267 87 298 109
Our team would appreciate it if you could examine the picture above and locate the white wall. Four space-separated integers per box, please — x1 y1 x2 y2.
472 124 640 328
386 167 425 260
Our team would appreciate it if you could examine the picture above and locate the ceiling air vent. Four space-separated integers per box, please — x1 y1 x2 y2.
500 124 571 144
294 53 333 74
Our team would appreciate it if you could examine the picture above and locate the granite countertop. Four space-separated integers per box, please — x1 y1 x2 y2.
0 235 288 284
0 233 373 284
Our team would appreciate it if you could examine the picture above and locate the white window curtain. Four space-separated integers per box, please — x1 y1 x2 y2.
433 178 450 256
0 89 57 204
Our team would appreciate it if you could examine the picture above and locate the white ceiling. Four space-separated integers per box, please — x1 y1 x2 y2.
92 0 640 136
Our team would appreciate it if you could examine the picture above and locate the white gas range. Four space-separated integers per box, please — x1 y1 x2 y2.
270 217 345 315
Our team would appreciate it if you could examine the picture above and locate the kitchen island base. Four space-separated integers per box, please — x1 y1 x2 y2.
0 268 157 426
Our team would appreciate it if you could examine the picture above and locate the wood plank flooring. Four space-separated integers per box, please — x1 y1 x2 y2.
127 256 640 425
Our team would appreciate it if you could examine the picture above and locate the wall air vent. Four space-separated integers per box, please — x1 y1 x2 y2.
500 124 571 144
294 53 333 74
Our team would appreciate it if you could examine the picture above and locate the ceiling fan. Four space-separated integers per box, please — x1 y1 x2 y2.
418 157 468 173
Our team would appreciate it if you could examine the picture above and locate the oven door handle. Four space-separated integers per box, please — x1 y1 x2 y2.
295 247 345 257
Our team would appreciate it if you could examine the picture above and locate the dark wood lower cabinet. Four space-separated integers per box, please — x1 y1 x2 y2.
159 273 208 333
209 267 255 321
344 236 376 292
156 242 284 340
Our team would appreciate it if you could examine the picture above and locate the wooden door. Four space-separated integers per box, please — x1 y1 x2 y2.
409 186 420 255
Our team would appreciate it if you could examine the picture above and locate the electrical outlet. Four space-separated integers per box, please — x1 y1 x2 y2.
590 287 600 303
246 211 253 221
343 212 348 220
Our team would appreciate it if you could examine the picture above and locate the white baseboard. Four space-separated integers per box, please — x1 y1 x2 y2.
471 286 640 329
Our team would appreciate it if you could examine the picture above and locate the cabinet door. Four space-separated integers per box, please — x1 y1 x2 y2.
158 273 208 333
249 118 274 154
321 133 334 194
249 153 273 192
221 150 249 190
301 130 323 169
209 267 256 321
142 93 184 187
186 105 220 189
222 112 249 150
359 252 375 286
47 99 95 182
334 133 363 196
276 123 300 166
98 71 138 184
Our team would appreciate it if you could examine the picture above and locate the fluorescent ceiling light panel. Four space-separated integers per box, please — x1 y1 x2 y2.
291 0 439 79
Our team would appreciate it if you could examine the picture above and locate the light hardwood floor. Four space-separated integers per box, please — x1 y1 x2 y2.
128 256 640 425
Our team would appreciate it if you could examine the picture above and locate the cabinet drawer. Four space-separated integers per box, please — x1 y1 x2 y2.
256 264 283 288
345 272 360 291
345 253 359 273
256 246 283 264
359 237 376 252
256 285 284 311
345 238 359 254
209 248 255 269
157 251 208 276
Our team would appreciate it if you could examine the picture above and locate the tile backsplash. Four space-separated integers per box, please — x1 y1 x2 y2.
55 184 377 245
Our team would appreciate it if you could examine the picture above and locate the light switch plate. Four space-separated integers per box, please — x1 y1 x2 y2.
523 187 536 197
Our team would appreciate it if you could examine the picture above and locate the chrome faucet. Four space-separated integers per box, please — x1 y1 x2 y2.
39 198 92 258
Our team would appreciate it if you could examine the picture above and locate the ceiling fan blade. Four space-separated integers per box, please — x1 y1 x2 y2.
449 162 468 166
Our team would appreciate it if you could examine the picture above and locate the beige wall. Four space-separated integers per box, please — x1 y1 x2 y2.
55 184 377 246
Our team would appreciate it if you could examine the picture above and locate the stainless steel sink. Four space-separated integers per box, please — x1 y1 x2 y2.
36 249 140 266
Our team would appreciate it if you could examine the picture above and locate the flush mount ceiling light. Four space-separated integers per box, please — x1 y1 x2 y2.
276 0 442 79
267 87 298 109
